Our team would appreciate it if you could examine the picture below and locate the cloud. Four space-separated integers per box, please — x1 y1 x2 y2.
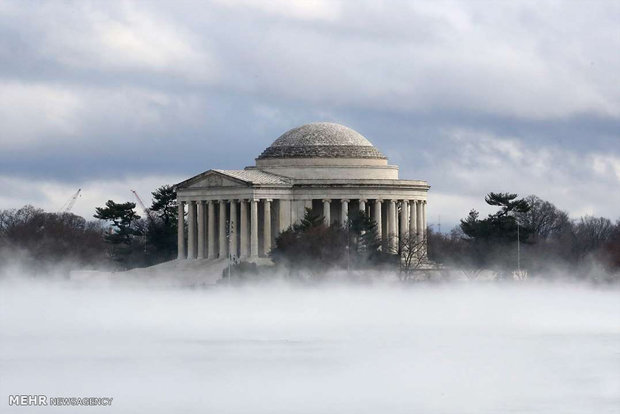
0 0 619 226
0 82 81 147
3 1 619 117
590 154 620 184
173 1 620 118
212 0 341 22
0 81 210 156
0 174 182 220
0 2 218 84
411 128 620 227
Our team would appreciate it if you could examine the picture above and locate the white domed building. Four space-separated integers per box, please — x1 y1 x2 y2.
174 123 429 261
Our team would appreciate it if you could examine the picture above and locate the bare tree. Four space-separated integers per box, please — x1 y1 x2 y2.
396 232 428 281
0 205 108 273
573 216 614 258
517 195 570 240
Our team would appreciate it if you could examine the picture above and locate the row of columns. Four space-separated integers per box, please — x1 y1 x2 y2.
178 199 273 260
178 198 427 260
383 199 427 252
320 198 426 247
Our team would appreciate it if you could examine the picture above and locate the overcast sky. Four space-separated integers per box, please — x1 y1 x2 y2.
1 0 619 230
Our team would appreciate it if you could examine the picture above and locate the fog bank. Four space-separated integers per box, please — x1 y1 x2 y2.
1 278 619 413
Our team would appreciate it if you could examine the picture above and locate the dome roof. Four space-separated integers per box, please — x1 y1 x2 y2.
257 122 386 160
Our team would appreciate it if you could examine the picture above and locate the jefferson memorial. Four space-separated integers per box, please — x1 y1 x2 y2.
174 122 429 261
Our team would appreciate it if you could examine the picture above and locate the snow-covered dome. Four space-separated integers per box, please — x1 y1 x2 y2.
257 122 386 160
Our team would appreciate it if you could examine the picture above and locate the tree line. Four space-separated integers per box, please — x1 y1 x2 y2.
0 205 108 274
1 187 618 281
92 185 178 269
427 193 620 282
0 185 178 274
237 192 619 282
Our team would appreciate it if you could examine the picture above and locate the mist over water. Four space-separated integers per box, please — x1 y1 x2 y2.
1 276 619 413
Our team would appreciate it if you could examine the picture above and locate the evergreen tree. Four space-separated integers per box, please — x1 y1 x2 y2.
345 210 389 266
150 185 177 228
271 208 346 275
271 208 392 277
460 192 532 273
94 201 140 244
147 185 178 262
94 200 142 268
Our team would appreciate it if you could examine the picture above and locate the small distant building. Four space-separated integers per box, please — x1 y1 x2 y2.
174 122 430 260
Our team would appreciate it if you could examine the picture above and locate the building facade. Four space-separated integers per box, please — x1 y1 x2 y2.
174 122 430 261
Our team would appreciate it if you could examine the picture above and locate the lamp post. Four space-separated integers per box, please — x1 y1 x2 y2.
225 218 235 282
346 218 351 274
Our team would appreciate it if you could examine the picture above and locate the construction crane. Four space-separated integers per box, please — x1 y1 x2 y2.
130 190 156 222
60 188 81 213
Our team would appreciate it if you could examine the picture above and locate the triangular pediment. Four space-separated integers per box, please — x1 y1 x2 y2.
190 175 246 188
176 170 250 189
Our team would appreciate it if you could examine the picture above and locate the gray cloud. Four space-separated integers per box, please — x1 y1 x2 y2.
0 0 619 226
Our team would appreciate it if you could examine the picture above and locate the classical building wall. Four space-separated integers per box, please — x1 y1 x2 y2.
176 195 428 260
256 165 399 180
174 122 430 262
255 157 388 167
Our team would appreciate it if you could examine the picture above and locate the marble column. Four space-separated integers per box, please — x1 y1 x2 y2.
400 200 408 239
177 201 185 259
388 200 396 252
422 200 428 257
278 199 291 233
250 199 258 258
290 200 298 225
422 200 427 238
340 199 349 224
219 200 227 258
207 201 215 259
229 199 237 259
399 200 408 255
323 199 331 225
187 201 197 259
197 201 206 259
359 199 366 215
416 200 423 241
373 199 382 242
240 199 249 258
409 200 417 240
263 199 272 256
358 198 367 236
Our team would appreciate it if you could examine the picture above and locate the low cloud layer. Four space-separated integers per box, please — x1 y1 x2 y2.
1 1 619 226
